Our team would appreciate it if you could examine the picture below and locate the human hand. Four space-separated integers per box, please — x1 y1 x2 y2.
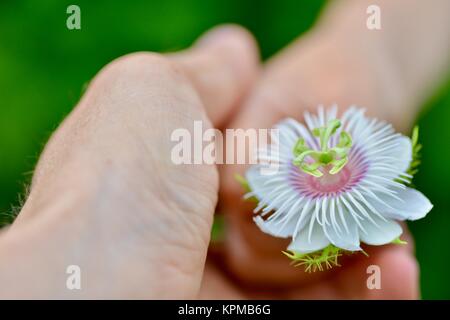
1 0 448 299
0 25 258 299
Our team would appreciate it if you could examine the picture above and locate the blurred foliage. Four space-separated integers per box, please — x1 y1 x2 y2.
0 0 449 298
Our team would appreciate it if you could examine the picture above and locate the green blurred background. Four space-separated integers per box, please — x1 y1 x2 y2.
0 0 449 299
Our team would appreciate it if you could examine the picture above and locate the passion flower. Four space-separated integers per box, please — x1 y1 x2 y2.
243 105 432 271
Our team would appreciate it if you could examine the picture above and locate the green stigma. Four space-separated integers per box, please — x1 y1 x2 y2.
292 119 352 177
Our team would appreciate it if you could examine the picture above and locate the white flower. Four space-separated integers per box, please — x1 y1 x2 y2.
246 105 432 256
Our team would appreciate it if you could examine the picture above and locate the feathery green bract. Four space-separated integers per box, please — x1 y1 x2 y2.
396 126 422 187
283 245 344 272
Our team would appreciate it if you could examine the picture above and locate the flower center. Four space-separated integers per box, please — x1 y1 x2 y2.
289 147 368 198
307 166 351 193
292 119 352 177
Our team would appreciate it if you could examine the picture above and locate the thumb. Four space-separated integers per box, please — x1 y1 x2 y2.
6 25 260 298
171 24 260 128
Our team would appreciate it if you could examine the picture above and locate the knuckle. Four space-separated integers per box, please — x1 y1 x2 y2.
102 52 188 84
85 51 204 116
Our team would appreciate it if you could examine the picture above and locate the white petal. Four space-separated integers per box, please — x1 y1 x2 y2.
253 197 309 238
254 214 294 238
390 136 412 173
288 222 330 254
341 107 367 140
323 203 361 251
372 187 433 221
274 120 302 157
283 118 318 149
369 135 412 176
326 104 338 123
360 216 402 245
246 165 287 200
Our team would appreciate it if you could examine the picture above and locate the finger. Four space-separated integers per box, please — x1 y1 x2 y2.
171 24 260 128
333 244 419 299
222 211 329 288
285 244 419 299
285 225 417 299
198 261 246 299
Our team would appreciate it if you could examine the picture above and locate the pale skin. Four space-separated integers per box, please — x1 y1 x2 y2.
0 0 448 299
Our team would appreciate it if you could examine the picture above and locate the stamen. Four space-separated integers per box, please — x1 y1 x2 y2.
293 119 352 177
